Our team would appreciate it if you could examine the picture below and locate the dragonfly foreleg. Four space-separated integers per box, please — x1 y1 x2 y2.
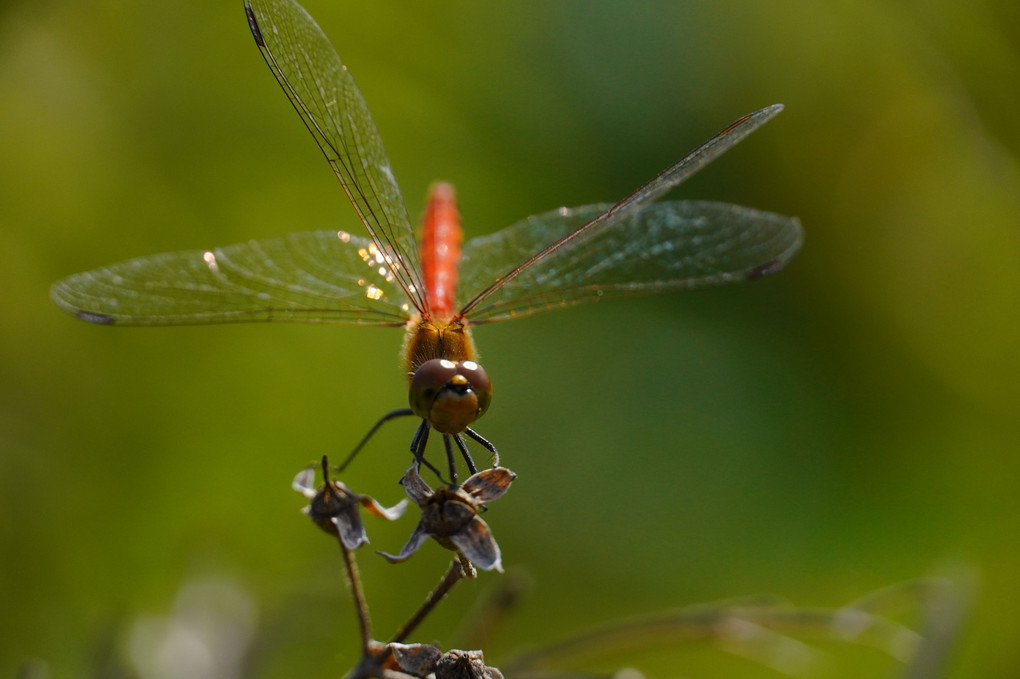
463 428 499 468
410 421 446 482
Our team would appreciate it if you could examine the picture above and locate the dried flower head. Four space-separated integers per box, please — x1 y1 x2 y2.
390 643 504 679
380 465 515 572
293 456 407 550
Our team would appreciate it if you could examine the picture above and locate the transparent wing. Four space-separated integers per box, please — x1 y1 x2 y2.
456 105 795 321
50 230 413 326
244 0 428 314
458 200 802 324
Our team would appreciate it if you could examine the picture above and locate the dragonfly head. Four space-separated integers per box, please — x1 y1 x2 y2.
409 359 492 434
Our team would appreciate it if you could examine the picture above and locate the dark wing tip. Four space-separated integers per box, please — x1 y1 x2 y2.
747 259 787 279
245 5 266 47
51 279 117 324
747 216 804 280
74 310 117 325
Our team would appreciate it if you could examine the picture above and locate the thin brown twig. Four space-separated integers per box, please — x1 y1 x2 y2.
340 542 374 656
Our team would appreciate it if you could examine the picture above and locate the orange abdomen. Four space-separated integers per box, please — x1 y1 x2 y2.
420 182 462 321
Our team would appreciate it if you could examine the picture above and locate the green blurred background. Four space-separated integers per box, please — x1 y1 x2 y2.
3 0 1018 677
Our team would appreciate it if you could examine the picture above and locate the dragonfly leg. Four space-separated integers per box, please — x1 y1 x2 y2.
463 428 499 468
337 408 414 472
410 421 446 482
442 435 459 486
453 434 479 476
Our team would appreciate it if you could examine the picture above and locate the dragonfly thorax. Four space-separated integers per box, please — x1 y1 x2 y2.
402 314 476 374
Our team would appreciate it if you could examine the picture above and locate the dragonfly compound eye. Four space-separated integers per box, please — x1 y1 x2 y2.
409 359 492 434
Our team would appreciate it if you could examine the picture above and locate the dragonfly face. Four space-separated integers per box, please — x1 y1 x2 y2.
51 0 802 480
409 359 492 435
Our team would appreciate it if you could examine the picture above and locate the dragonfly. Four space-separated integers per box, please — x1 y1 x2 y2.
51 0 802 484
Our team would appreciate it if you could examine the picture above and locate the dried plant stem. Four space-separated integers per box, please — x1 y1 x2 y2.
390 556 476 644
340 542 373 655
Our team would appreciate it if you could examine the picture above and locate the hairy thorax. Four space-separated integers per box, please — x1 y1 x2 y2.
402 313 478 379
